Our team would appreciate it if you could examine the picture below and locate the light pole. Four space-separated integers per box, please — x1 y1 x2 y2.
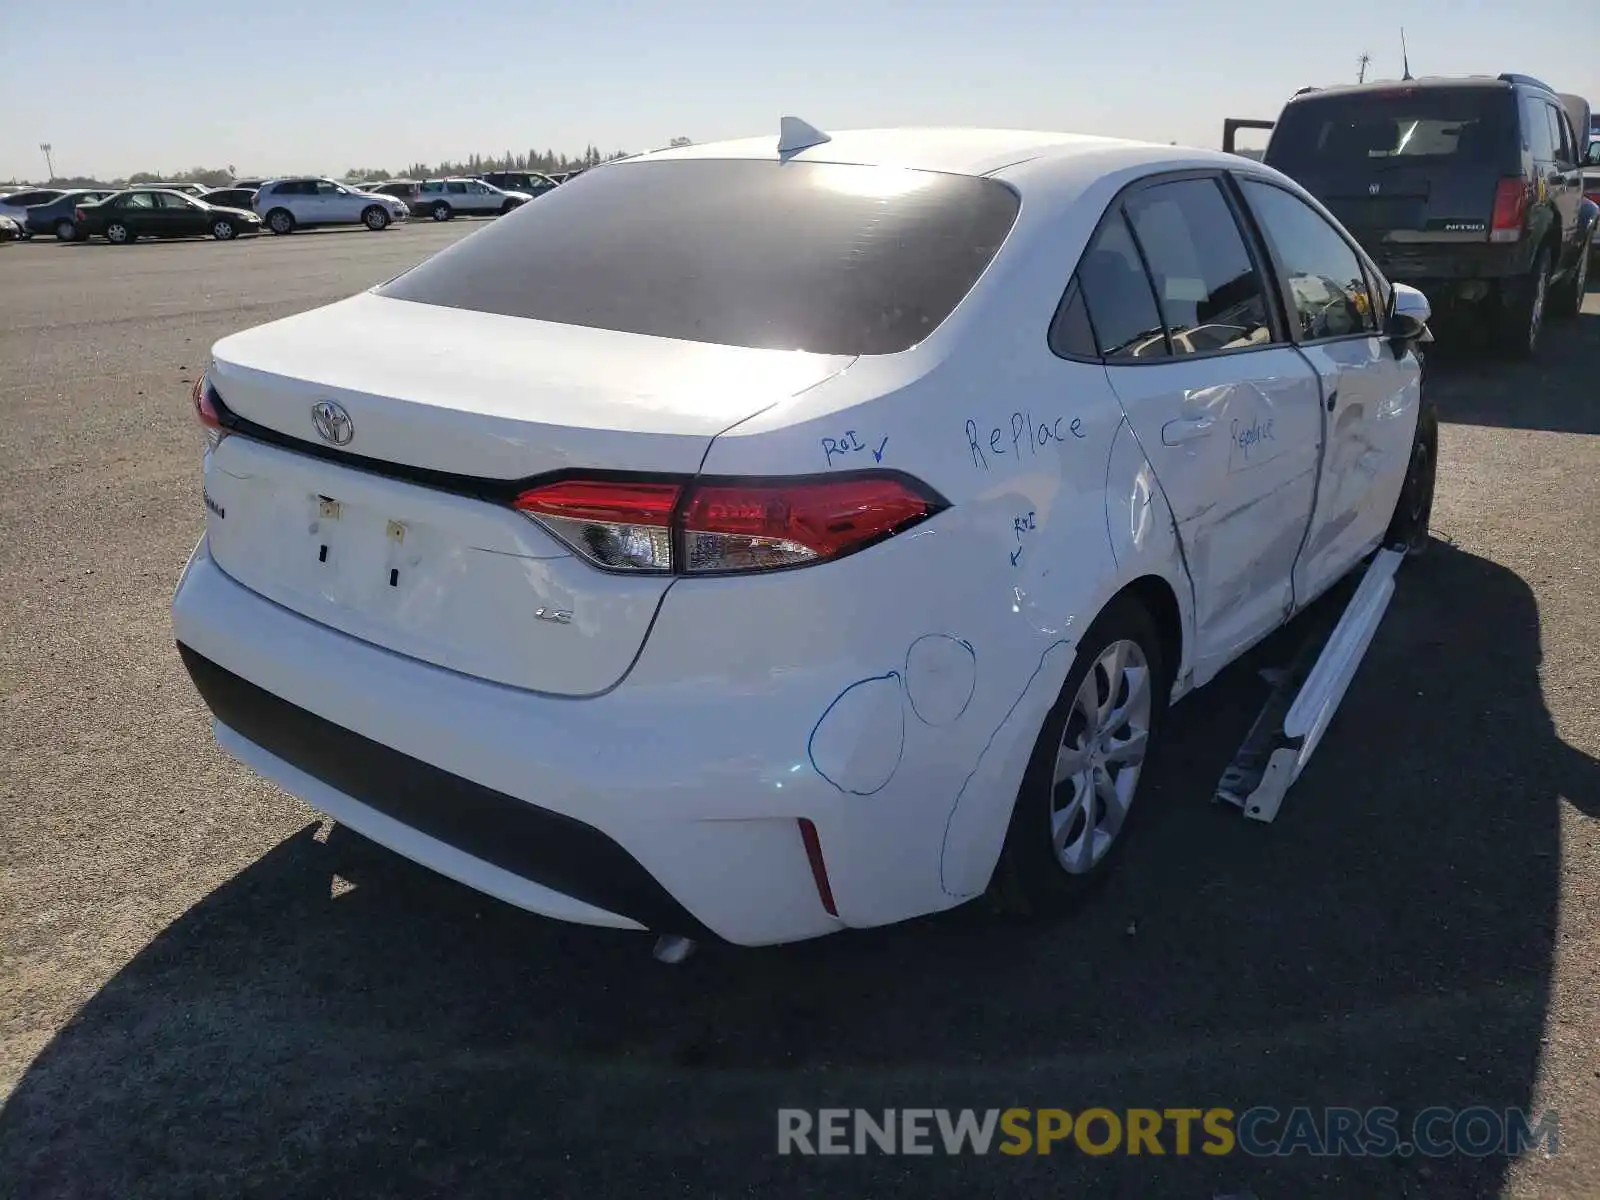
39 143 55 180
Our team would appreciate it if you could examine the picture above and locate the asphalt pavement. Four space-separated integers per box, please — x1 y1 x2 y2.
1 226 1596 1199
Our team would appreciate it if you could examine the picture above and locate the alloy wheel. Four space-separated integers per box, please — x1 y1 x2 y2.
1050 639 1152 875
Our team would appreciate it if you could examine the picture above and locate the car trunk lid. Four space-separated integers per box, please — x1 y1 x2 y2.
202 292 854 695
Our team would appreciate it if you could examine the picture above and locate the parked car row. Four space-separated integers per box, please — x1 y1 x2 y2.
0 169 576 244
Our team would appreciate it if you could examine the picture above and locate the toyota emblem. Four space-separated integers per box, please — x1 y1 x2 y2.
310 400 354 446
1368 182 1381 195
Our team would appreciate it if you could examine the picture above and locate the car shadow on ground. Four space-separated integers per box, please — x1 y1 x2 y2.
1423 291 1599 435
1 541 1594 1198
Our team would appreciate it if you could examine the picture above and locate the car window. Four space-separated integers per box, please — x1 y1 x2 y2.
316 181 345 195
1074 211 1169 360
157 192 196 210
1121 178 1274 356
447 181 469 194
1523 97 1556 160
421 182 442 194
378 158 1022 356
1546 104 1575 164
1047 277 1098 359
1240 180 1379 340
121 193 155 209
1270 88 1517 176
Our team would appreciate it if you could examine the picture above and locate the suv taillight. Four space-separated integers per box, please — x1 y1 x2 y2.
513 474 945 575
1490 178 1528 243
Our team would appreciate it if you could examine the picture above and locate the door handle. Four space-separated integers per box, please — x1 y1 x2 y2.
1326 389 1338 413
1161 415 1216 445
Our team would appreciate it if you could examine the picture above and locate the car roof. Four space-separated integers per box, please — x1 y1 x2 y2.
1281 74 1547 104
618 124 1251 192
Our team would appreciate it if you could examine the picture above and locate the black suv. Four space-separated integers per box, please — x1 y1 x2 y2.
1227 74 1597 358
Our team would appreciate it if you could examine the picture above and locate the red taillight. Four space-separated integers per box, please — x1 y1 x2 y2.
73 207 85 222
192 376 227 447
512 474 941 575
1490 178 1528 243
513 480 680 571
680 477 936 572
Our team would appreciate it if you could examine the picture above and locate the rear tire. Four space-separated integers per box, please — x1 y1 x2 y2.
266 208 295 235
54 219 77 242
1549 240 1590 319
361 205 390 231
431 201 452 221
1383 388 1438 556
990 595 1170 918
1495 245 1551 359
105 221 134 245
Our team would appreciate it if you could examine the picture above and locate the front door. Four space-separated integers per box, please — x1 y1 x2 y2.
155 191 206 236
1235 177 1421 608
1076 173 1326 685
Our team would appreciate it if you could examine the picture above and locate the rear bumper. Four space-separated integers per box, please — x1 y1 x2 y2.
1367 240 1534 286
172 538 852 946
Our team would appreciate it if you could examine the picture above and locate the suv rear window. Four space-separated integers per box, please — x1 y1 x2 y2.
376 159 1021 355
1267 88 1517 175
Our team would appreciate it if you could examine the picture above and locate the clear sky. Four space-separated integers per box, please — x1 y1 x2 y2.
2 0 1594 181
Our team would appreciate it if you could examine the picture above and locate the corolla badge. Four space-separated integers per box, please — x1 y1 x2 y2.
310 400 354 446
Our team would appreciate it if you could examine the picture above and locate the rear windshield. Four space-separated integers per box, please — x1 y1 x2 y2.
1267 88 1516 175
375 158 1021 355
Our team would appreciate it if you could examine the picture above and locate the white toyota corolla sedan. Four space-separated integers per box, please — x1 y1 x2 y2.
172 121 1437 949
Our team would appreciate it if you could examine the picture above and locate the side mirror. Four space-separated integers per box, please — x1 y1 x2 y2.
1385 282 1433 354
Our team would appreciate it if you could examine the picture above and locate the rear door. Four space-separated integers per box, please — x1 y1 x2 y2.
1236 176 1420 607
1543 101 1583 260
1075 172 1325 682
117 191 158 234
1265 86 1519 270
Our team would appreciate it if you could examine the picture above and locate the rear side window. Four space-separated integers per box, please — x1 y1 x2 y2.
377 159 1022 356
1268 88 1517 175
1122 178 1274 355
1240 180 1379 340
1075 212 1169 360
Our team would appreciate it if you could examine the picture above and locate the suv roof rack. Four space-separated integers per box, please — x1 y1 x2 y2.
1292 86 1318 96
1498 72 1555 93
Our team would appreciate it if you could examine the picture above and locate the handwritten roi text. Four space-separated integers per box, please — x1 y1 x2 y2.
821 430 891 467
967 411 1085 470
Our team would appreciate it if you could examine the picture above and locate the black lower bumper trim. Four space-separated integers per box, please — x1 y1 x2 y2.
177 643 715 940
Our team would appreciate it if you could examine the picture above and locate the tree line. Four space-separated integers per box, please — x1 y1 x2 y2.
3 141 665 190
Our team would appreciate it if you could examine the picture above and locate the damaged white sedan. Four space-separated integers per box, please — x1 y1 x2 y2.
173 120 1436 951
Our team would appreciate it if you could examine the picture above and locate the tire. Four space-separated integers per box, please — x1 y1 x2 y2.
1383 388 1438 556
361 205 390 231
105 221 134 245
499 200 515 215
266 208 295 235
1495 244 1551 359
1549 238 1590 320
54 219 77 242
430 201 452 221
990 594 1170 918
211 219 237 241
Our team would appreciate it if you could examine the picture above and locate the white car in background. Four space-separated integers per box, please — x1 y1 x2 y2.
174 122 1437 950
415 177 531 221
253 177 409 234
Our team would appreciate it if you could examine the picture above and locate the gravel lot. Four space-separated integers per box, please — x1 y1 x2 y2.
1 227 1596 1199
